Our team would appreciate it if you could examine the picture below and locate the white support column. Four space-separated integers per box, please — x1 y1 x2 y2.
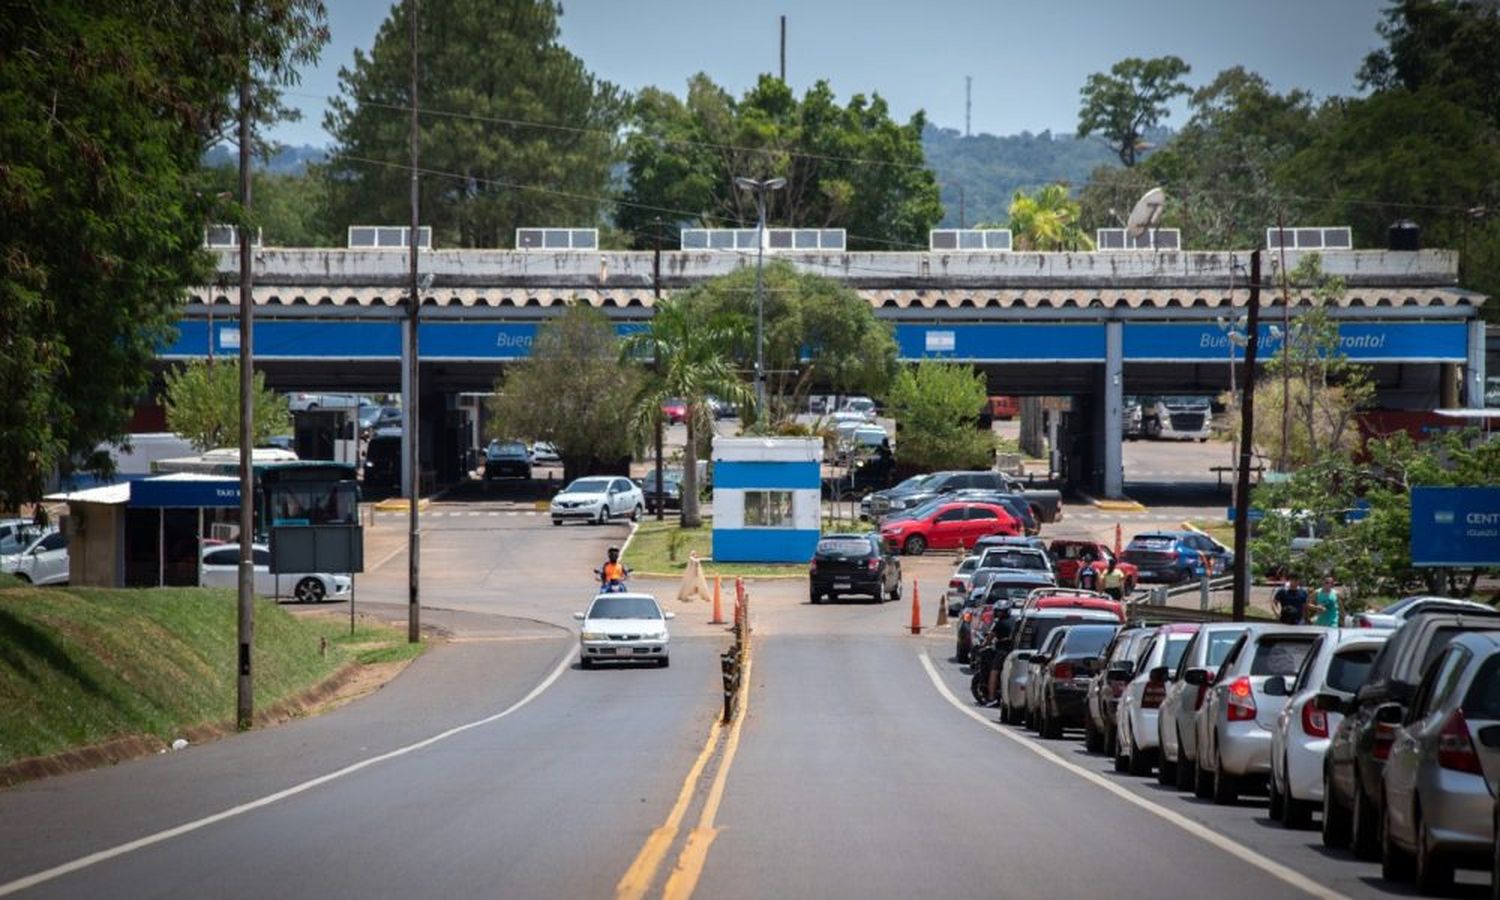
1467 319 1487 409
1103 321 1124 499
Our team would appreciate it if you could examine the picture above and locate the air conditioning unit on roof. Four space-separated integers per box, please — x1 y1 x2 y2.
205 225 262 249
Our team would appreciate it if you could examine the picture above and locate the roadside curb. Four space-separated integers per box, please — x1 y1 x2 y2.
372 497 431 512
1078 492 1147 513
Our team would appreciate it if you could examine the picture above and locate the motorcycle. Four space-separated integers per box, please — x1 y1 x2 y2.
593 566 632 593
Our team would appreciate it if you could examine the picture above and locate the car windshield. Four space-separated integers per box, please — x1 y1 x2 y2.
892 474 934 493
564 478 612 494
1251 636 1316 676
488 442 527 457
1062 626 1117 656
817 539 872 557
1326 647 1380 693
588 596 661 620
1162 395 1210 407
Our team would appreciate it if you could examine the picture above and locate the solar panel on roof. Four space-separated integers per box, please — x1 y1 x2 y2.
1264 226 1353 251
514 228 598 250
348 226 431 250
928 229 1013 252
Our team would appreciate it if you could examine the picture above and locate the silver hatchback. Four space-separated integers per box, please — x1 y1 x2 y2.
1380 631 1500 893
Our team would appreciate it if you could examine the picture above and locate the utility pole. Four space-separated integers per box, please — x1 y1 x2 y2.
1276 211 1291 473
734 176 785 416
652 217 665 522
406 0 421 643
958 186 966 229
779 15 786 82
1232 250 1263 622
965 75 972 138
235 0 255 731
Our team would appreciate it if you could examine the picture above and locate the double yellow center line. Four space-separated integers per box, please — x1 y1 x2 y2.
616 653 754 900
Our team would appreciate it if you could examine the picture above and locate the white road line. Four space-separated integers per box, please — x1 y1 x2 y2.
916 652 1346 900
0 645 577 898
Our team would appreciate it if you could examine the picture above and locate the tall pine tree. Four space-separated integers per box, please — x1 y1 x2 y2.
321 0 624 249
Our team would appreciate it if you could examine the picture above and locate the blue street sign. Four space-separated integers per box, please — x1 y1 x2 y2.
1410 486 1500 567
1225 507 1265 523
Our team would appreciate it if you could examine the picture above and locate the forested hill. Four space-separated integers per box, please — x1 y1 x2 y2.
922 123 1171 228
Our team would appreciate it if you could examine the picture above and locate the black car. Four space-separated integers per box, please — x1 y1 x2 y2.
484 440 533 480
637 470 683 512
863 471 1012 519
362 427 403 492
809 533 902 604
1030 623 1120 738
1323 611 1500 858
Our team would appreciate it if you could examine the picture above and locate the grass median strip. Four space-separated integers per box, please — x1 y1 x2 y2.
626 520 808 579
0 583 421 773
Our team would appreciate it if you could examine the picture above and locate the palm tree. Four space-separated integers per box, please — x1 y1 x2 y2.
622 298 751 528
1007 183 1095 251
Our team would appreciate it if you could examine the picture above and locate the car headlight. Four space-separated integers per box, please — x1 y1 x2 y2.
581 631 608 641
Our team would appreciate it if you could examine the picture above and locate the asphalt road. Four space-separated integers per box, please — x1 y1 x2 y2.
2 455 1470 899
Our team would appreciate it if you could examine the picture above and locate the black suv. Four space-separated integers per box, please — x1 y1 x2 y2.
1322 611 1500 858
809 533 902 604
1030 623 1121 738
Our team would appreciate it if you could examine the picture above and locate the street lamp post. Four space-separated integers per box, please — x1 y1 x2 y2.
734 176 786 417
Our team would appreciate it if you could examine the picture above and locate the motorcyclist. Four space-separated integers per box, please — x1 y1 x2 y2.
599 547 629 590
981 604 1017 707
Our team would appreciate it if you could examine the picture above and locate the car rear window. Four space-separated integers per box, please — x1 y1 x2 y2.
1021 614 1114 650
981 550 1045 570
1326 648 1379 694
817 539 872 557
1126 537 1176 553
1062 626 1117 656
1161 636 1191 671
1206 631 1241 667
1416 626 1469 679
1251 637 1316 676
1463 655 1500 719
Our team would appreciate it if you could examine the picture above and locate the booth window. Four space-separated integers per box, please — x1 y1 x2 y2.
743 491 794 528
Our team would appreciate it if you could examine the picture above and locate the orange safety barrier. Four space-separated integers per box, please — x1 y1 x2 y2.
910 580 922 635
709 575 726 625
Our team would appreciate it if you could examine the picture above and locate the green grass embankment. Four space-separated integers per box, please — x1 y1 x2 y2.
627 520 807 578
0 584 419 768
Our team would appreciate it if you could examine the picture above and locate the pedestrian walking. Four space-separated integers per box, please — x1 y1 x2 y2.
1273 576 1309 625
1100 560 1125 602
1309 575 1341 627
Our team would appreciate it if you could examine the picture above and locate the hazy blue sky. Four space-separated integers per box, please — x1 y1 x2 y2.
271 0 1390 148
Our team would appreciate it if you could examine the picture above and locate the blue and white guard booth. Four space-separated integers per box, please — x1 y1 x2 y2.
711 437 822 563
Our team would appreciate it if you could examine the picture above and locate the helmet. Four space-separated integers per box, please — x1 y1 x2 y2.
607 546 620 556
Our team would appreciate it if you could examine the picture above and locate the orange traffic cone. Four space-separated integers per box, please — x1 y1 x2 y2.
709 575 725 625
910 580 922 635
732 578 743 631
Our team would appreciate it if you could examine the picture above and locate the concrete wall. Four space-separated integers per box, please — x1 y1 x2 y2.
67 503 124 588
213 248 1460 291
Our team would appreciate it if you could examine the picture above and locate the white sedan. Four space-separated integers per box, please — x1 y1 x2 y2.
200 543 351 603
1269 629 1389 829
573 592 674 669
550 476 644 526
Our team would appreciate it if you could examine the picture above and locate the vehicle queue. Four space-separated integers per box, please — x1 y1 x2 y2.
955 575 1500 896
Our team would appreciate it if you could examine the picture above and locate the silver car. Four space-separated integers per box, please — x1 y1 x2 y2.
1269 630 1389 829
1380 631 1500 892
1156 623 1247 792
946 555 982 615
1114 624 1198 778
1194 624 1324 804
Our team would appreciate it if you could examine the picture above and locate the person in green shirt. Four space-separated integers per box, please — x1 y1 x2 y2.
1309 575 1341 627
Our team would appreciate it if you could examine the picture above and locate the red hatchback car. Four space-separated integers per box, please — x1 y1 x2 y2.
661 399 687 424
879 501 1020 555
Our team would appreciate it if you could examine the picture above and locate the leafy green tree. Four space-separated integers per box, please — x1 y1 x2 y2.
199 166 339 247
884 362 993 472
1076 56 1192 167
0 0 325 510
619 75 942 250
322 0 624 249
671 262 898 427
1359 0 1500 131
1007 184 1094 251
1136 67 1328 249
621 299 749 528
486 307 641 483
1252 257 1376 469
1254 430 1500 605
164 361 291 451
